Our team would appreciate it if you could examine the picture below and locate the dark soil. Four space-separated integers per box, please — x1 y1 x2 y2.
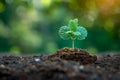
48 48 97 64
0 48 119 80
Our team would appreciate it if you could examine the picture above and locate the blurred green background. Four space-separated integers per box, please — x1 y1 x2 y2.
0 0 120 54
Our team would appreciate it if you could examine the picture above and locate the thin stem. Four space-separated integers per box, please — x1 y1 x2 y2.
72 38 74 49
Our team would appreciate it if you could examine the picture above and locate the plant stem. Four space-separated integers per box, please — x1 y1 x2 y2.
72 38 74 49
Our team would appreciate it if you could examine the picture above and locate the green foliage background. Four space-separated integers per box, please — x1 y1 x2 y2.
0 0 120 54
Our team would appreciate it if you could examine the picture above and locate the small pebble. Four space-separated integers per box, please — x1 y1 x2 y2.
96 66 100 69
34 58 40 62
0 64 5 68
79 65 84 70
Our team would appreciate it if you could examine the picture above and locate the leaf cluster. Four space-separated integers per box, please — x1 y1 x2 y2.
59 19 87 40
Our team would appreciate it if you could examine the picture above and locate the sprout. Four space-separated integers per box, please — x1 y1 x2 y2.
59 19 87 48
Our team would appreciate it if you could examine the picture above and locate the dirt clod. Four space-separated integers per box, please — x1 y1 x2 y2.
48 48 97 64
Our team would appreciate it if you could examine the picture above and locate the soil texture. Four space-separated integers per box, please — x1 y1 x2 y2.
48 48 97 64
0 48 119 80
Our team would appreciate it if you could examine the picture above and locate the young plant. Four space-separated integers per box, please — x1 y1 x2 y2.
59 19 87 48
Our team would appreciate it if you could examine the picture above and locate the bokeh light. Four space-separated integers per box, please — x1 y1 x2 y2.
0 0 120 54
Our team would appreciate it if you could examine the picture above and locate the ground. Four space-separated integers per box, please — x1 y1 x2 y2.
0 48 119 80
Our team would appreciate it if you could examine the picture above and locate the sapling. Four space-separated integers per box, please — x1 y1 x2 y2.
59 19 87 48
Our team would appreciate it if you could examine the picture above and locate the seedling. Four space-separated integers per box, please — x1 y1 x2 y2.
59 19 87 48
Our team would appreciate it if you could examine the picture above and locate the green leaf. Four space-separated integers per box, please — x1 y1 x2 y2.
77 26 88 40
66 31 73 34
73 31 81 39
68 19 78 31
58 19 88 41
59 26 70 40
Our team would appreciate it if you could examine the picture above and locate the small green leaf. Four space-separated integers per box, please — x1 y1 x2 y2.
59 26 70 40
68 19 78 31
58 19 88 48
73 31 81 39
66 31 73 34
77 26 88 40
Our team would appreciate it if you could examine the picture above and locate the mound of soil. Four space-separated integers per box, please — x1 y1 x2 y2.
0 49 119 80
48 48 97 64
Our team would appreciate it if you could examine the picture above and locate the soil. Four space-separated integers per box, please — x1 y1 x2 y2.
48 48 97 64
0 48 119 80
